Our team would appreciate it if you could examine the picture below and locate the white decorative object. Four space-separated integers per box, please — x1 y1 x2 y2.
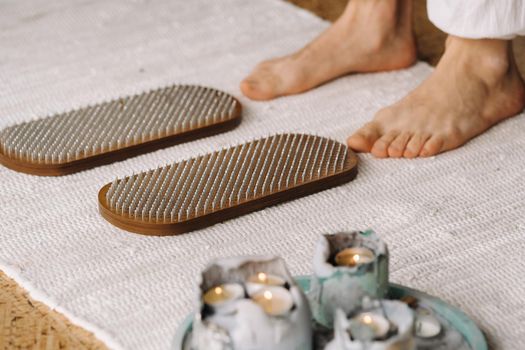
325 300 415 350
415 314 442 338
191 256 312 350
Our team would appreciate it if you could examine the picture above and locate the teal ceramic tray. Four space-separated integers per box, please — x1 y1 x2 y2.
172 275 487 350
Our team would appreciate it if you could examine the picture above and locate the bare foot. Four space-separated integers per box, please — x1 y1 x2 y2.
240 0 416 101
348 36 525 158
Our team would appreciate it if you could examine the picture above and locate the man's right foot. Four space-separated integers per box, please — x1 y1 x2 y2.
240 0 417 101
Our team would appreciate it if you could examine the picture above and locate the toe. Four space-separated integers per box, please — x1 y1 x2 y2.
403 134 430 158
240 79 252 95
420 136 444 157
347 122 381 153
371 132 398 158
387 133 411 158
240 63 283 101
240 77 272 101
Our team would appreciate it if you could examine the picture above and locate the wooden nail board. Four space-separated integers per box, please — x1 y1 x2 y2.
0 85 241 176
98 134 358 236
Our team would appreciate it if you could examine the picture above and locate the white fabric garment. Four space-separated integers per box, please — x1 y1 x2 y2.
428 0 525 39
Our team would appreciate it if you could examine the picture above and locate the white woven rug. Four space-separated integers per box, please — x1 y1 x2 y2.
1 0 524 349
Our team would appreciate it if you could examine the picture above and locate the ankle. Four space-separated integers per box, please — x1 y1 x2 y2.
345 0 404 15
446 36 513 81
443 36 525 122
340 0 413 49
343 0 409 28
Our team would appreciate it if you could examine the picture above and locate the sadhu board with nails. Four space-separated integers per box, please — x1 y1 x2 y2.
98 134 358 236
0 85 241 176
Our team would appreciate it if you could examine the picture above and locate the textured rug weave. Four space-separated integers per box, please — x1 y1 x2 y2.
1 1 524 349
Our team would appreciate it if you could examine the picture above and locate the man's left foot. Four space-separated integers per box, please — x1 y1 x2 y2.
347 36 525 158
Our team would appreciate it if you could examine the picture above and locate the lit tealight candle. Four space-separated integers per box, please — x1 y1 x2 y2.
335 247 375 267
415 314 442 338
246 272 286 295
350 312 390 341
248 272 286 286
251 286 294 316
203 283 244 307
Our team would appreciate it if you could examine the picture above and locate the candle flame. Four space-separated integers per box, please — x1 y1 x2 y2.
363 315 373 324
353 254 361 263
214 287 223 295
263 291 273 300
258 272 267 282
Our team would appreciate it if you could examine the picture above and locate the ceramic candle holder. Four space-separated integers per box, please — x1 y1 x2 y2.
310 230 389 328
325 300 415 350
191 256 313 350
